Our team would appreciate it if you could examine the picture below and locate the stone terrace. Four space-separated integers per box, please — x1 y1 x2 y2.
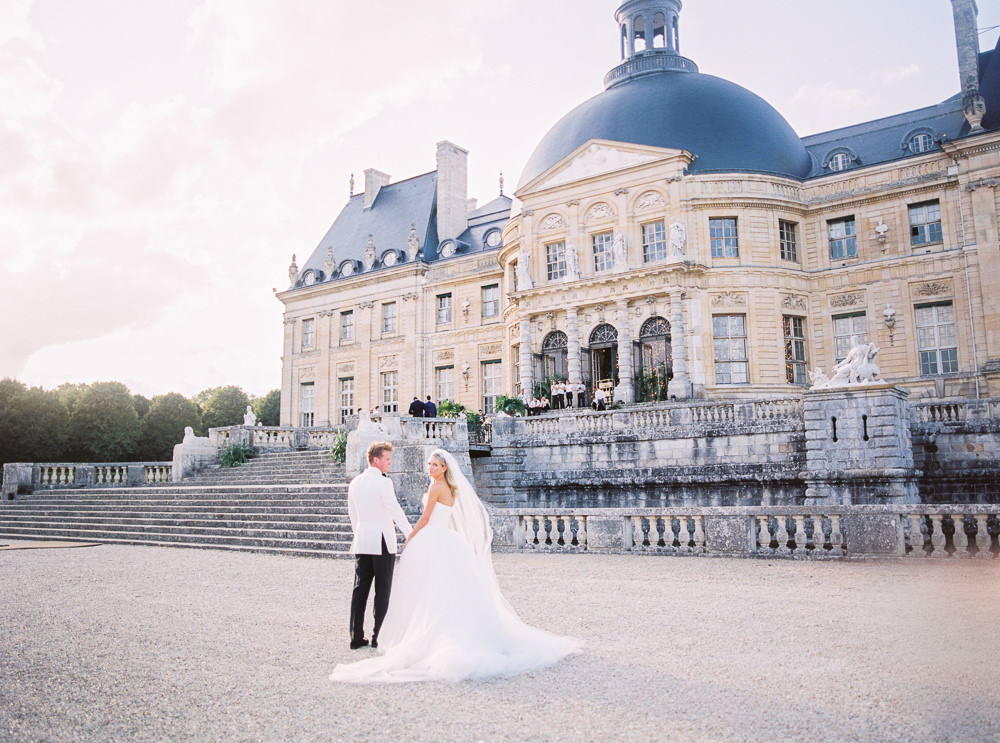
1 544 997 743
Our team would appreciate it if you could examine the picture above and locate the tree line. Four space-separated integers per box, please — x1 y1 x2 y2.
0 379 280 467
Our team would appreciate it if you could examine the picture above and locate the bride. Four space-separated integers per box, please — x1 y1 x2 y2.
330 449 580 683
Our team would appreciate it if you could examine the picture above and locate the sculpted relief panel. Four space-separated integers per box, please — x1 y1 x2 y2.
829 292 865 308
912 280 952 297
584 202 615 222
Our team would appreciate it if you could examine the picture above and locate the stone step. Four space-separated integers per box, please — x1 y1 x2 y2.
0 517 350 537
8 503 348 515
0 513 352 529
30 484 348 496
0 526 352 554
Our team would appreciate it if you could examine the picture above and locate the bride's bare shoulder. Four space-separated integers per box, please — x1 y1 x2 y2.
427 480 455 505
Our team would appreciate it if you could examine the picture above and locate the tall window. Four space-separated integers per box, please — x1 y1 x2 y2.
642 222 667 263
712 315 748 384
512 346 521 395
302 318 315 349
338 377 354 424
592 231 614 272
340 310 353 344
481 285 499 319
828 217 857 260
437 293 452 325
783 316 808 385
380 371 398 412
910 201 942 246
435 366 454 402
779 220 798 262
481 361 502 413
300 383 314 427
832 312 868 362
546 242 566 281
709 218 739 258
915 302 958 375
381 302 397 334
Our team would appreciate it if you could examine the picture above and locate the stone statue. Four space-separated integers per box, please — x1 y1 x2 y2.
407 223 420 262
358 409 387 435
516 247 533 290
810 336 882 389
364 234 376 270
565 242 579 280
288 254 299 285
668 218 686 257
324 245 336 277
611 229 629 272
243 405 256 426
182 426 212 446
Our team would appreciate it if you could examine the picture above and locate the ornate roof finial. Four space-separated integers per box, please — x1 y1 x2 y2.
288 253 299 285
349 172 355 197
499 171 504 196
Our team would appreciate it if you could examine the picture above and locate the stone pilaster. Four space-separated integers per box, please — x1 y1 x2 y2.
519 319 533 396
802 384 919 505
566 308 581 384
667 293 692 400
614 300 635 404
279 317 295 425
316 312 333 426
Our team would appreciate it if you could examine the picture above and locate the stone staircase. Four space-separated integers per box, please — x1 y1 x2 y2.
0 451 358 558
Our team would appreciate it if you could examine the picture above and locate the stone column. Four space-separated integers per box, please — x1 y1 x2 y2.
614 300 635 404
316 311 333 426
279 317 295 425
667 293 692 400
519 319 533 397
566 308 581 385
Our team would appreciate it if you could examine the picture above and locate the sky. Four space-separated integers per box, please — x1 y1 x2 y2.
2 0 998 399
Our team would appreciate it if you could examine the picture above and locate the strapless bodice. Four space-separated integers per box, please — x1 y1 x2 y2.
427 502 454 529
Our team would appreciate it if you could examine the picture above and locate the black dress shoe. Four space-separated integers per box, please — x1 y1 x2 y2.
349 638 369 649
371 639 378 649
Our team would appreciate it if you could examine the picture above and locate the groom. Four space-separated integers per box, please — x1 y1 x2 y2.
346 441 413 649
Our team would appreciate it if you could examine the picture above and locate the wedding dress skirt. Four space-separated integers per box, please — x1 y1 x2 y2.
330 503 580 683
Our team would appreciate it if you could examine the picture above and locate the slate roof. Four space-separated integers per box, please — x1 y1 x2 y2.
290 172 511 289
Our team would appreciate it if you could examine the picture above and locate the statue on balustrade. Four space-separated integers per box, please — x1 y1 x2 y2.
809 336 882 390
244 405 257 426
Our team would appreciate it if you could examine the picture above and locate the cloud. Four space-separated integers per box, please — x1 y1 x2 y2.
872 64 921 85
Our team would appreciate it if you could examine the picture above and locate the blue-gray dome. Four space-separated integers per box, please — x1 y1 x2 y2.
518 69 812 188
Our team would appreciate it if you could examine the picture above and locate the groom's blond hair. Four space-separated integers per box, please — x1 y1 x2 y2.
366 441 394 463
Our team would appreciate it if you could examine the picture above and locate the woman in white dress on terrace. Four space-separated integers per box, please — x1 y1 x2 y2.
330 449 580 683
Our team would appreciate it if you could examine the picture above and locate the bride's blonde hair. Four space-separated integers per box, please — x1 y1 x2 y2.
429 451 459 497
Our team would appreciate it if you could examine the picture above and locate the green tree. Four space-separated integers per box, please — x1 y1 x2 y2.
252 389 281 426
137 393 202 460
198 385 250 432
132 393 152 420
0 379 69 466
66 382 142 461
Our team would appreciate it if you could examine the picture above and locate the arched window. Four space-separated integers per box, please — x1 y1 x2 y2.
908 133 934 154
542 331 568 350
589 324 618 346
634 15 646 53
829 152 851 172
638 316 672 401
653 13 666 48
541 331 568 380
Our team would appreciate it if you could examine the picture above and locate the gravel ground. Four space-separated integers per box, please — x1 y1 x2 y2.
1 543 998 743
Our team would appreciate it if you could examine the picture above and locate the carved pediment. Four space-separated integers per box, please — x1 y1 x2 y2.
526 141 674 192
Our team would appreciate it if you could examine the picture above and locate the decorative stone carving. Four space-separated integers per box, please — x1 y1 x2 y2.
614 187 629 196
509 325 518 340
402 292 418 301
364 235 376 270
636 191 665 210
585 202 615 222
379 355 397 369
711 292 747 308
913 281 951 297
182 427 212 446
810 337 881 389
298 367 315 381
288 254 299 285
540 214 565 231
338 362 355 374
542 144 659 189
668 218 686 257
324 245 335 277
479 343 502 358
407 223 420 261
282 317 296 326
830 292 865 308
243 406 256 426
781 294 808 311
433 349 454 362
874 221 888 244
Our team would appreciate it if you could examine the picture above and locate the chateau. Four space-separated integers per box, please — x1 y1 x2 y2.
277 0 1000 427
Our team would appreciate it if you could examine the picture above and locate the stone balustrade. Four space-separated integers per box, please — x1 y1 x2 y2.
3 462 174 499
493 505 1000 559
913 398 1000 424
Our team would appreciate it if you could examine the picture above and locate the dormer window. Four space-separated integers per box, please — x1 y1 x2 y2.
828 152 851 172
903 130 936 154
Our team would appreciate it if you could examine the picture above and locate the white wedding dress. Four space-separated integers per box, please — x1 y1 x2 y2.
330 453 580 683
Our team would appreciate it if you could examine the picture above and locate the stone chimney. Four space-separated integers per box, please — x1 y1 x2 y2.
436 141 469 242
364 168 391 209
951 0 986 132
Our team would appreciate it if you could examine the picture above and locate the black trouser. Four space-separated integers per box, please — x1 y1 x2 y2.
350 537 395 643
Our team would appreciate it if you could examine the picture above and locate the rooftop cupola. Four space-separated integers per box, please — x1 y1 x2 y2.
607 0 698 88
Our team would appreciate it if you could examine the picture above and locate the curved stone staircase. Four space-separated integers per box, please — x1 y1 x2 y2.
0 451 359 558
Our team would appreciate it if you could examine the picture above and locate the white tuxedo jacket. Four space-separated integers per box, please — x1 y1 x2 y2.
347 466 413 555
